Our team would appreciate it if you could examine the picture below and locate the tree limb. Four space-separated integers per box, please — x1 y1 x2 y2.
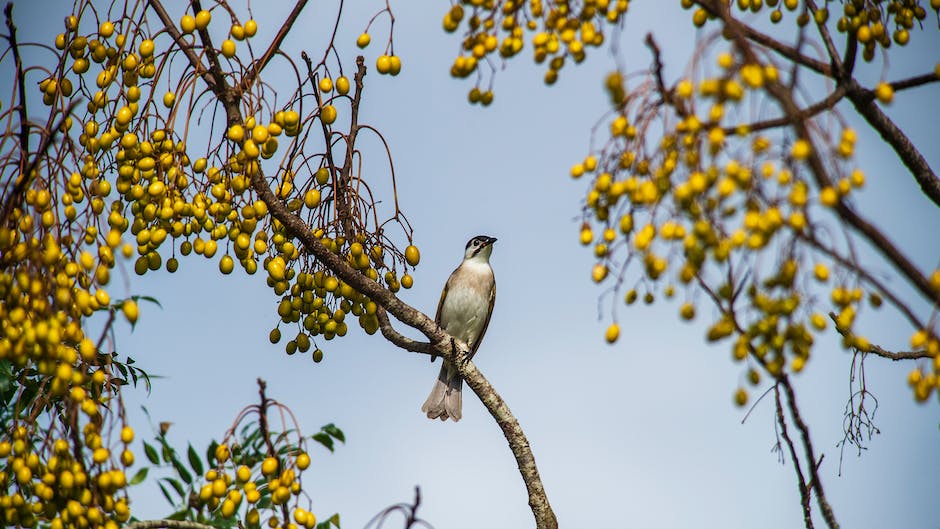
775 385 814 529
124 520 217 529
147 4 558 526
827 312 931 361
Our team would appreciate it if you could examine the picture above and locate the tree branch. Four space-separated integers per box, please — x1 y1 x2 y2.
827 312 931 361
124 520 217 529
775 385 814 529
240 0 309 91
780 374 839 529
150 7 558 527
843 78 940 209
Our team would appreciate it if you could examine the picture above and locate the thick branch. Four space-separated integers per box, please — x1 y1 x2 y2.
124 521 217 529
376 307 430 354
844 79 940 209
709 4 939 308
250 168 557 528
694 0 831 76
152 6 557 525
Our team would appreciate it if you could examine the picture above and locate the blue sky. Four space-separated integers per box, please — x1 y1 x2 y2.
10 1 940 528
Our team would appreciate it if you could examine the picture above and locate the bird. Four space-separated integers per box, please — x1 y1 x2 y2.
421 235 497 422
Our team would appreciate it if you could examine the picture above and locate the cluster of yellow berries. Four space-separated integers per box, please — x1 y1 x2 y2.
2 3 415 527
266 239 418 360
441 0 630 100
570 46 940 406
835 0 931 60
0 425 136 528
685 0 934 58
195 443 318 529
355 32 402 76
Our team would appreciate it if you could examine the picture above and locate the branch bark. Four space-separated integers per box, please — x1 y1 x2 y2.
123 521 217 529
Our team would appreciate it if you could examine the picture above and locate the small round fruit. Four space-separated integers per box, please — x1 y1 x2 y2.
296 452 310 470
122 299 139 324
404 245 420 266
605 323 620 343
180 14 196 33
320 104 337 124
219 255 234 274
261 456 278 476
356 33 371 48
388 55 402 75
220 39 236 58
335 76 350 94
376 55 391 74
194 10 211 30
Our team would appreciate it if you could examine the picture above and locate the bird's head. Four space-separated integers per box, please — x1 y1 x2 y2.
464 235 497 261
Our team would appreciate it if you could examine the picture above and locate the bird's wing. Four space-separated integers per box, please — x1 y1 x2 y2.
430 270 453 362
434 276 449 325
470 277 496 359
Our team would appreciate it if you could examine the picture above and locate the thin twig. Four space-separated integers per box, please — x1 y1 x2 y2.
775 384 814 529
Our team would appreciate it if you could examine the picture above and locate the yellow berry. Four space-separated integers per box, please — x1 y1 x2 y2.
220 39 236 58
194 10 212 30
404 245 420 266
120 426 134 444
336 76 350 95
261 456 278 476
605 323 620 343
376 55 391 74
180 15 196 34
874 82 894 104
320 104 337 124
356 33 371 48
791 139 811 160
122 299 139 324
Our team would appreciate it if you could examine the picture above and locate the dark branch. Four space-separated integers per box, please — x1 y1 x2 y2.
827 312 931 361
776 385 814 529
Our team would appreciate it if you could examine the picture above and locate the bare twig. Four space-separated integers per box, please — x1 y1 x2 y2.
827 312 931 361
775 384 814 529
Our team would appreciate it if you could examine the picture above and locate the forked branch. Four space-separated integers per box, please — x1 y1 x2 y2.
148 1 557 526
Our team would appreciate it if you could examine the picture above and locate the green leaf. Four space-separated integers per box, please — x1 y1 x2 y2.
329 513 340 527
166 509 189 521
157 481 175 506
129 467 149 485
207 440 219 466
172 457 193 484
321 423 346 443
135 294 163 309
162 477 186 498
143 442 160 465
311 432 334 452
187 444 204 476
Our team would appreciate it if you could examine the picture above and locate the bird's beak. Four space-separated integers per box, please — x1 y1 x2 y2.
485 236 497 245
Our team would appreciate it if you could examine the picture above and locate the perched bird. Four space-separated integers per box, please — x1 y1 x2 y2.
422 235 497 421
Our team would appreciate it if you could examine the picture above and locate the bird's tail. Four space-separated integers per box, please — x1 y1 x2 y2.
421 362 463 421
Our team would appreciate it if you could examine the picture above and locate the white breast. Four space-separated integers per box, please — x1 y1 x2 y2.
439 260 494 350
